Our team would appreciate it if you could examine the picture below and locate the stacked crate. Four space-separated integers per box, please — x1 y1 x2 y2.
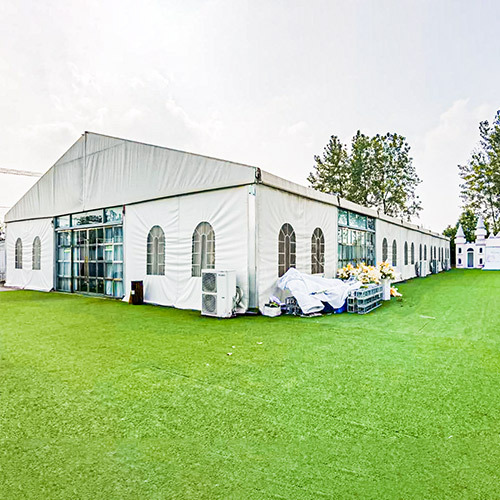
347 284 383 314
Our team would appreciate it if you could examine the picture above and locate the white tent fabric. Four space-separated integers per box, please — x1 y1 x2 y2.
3 132 450 313
256 184 338 310
5 132 258 223
5 218 54 291
277 268 360 314
483 235 500 270
124 186 250 312
0 241 6 281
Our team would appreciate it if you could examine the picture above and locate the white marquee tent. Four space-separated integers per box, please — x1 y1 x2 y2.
5 132 449 312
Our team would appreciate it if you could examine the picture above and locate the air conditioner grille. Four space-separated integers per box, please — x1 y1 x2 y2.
202 293 217 314
202 272 217 293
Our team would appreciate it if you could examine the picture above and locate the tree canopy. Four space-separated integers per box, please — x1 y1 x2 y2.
308 131 422 219
459 110 500 234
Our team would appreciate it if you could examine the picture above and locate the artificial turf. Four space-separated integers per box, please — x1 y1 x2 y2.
0 269 499 499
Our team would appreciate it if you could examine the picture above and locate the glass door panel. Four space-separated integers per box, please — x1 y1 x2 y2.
56 224 124 298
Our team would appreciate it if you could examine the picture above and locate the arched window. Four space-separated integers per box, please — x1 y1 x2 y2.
147 225 165 275
278 223 296 277
192 222 215 277
15 238 23 269
32 236 41 270
404 241 408 266
411 242 415 264
382 238 388 262
311 227 325 274
14 238 23 269
419 244 422 261
424 245 427 261
392 240 397 266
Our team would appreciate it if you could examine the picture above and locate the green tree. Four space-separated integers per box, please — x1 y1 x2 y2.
309 131 422 220
348 130 373 206
369 133 422 219
307 135 349 198
459 110 500 233
443 224 457 266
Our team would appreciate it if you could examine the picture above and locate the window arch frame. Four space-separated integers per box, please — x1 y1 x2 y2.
278 223 296 277
419 243 422 261
15 238 23 269
192 221 215 277
392 239 397 267
147 225 166 276
404 241 408 266
411 242 415 265
311 227 325 274
382 237 388 262
32 236 41 271
424 244 427 261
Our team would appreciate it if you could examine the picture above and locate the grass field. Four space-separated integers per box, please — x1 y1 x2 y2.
1 269 500 499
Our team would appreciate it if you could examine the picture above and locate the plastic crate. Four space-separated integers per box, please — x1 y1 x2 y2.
347 284 383 315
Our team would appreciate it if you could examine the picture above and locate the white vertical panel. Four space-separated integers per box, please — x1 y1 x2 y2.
5 218 54 291
123 187 249 312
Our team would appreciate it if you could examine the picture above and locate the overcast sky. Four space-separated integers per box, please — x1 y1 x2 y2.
1 0 499 231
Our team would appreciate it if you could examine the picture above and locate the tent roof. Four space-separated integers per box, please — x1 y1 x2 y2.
5 131 448 240
5 132 258 223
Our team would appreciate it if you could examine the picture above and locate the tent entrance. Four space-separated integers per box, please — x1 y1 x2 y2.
56 225 124 298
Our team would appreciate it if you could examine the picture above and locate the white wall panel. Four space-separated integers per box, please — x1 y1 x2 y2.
5 218 54 291
256 185 337 310
123 187 250 312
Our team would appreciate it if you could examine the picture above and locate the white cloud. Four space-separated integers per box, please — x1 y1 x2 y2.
414 99 491 232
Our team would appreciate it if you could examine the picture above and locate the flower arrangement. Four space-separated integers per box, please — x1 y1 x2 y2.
378 261 396 281
390 286 402 297
337 262 381 284
337 263 355 280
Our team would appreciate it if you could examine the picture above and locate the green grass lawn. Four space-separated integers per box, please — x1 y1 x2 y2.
1 269 500 499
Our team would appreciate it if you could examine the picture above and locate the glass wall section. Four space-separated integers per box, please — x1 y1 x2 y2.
55 215 71 228
337 209 375 268
105 207 123 224
57 231 72 291
55 210 124 298
73 210 104 226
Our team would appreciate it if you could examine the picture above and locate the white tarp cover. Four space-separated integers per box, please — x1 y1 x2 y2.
6 133 257 223
5 218 54 291
124 186 250 312
278 268 360 314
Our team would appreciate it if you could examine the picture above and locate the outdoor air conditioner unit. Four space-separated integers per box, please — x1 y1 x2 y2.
201 270 237 318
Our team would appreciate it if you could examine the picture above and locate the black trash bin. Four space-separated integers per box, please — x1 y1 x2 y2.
130 280 144 305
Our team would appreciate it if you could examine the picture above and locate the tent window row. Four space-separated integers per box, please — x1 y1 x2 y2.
14 237 41 270
145 221 216 278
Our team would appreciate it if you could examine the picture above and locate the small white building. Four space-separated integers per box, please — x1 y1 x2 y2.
455 216 500 270
4 132 450 312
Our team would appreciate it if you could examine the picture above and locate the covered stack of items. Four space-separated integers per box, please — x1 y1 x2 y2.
262 268 361 317
263 261 401 317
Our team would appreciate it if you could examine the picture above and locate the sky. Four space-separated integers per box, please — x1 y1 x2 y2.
0 0 499 231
